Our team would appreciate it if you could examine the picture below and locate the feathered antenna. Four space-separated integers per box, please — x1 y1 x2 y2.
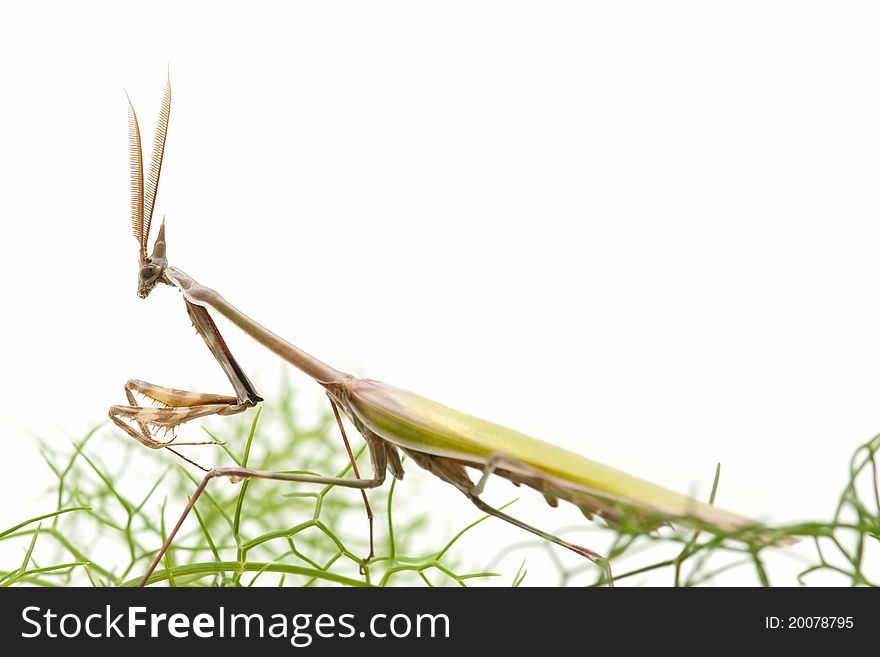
126 72 171 262
144 73 171 258
126 91 145 260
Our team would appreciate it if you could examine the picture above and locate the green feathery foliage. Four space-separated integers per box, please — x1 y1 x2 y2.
1 376 878 586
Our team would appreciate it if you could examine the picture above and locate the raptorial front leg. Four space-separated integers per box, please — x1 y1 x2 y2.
109 378 254 468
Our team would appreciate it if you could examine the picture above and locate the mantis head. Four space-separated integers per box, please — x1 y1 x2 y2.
137 219 168 298
127 75 171 299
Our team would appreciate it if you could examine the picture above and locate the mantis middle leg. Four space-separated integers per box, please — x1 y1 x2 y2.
138 464 389 586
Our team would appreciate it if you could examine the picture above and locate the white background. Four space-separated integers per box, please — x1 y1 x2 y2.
1 1 879 584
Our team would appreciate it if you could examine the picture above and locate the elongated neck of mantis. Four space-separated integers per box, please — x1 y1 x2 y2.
164 266 347 385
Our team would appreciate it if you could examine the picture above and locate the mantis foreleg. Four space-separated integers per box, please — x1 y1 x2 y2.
109 379 238 469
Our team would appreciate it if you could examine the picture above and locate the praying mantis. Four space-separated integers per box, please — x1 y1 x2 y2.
111 76 777 587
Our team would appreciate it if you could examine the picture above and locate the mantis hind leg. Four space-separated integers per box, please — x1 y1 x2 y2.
472 452 624 524
463 492 604 564
401 448 611 582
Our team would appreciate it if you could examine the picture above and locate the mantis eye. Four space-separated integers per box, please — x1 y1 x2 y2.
140 266 156 280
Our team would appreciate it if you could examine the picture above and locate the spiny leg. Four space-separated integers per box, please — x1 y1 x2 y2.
402 448 611 582
471 451 624 523
123 381 154 447
463 492 603 564
123 380 234 445
470 453 614 574
138 465 388 587
472 452 573 497
109 411 213 472
328 394 376 566
109 379 251 468
468 455 614 582
112 379 240 446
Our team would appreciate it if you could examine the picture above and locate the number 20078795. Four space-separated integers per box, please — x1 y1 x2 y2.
765 617 853 630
